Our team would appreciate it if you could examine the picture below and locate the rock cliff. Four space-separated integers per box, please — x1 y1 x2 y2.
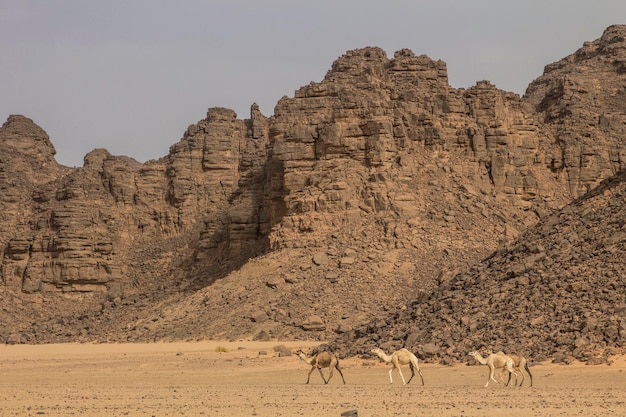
0 26 624 354
525 24 626 197
1 107 270 296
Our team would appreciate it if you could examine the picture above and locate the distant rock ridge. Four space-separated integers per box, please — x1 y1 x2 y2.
0 26 624 351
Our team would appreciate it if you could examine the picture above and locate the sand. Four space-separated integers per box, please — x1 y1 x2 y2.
1 341 625 416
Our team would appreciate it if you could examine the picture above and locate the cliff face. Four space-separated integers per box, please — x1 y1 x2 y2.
0 115 71 290
525 24 626 197
267 47 560 253
0 26 625 347
0 107 270 295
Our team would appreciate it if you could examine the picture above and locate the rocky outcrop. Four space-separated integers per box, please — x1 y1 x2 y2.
0 115 59 168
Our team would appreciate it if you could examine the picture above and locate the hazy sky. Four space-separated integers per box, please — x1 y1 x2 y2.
2 1 625 167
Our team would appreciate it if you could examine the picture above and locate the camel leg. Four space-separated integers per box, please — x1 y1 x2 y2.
504 367 523 386
317 367 329 384
335 363 346 384
512 362 531 387
509 368 526 387
407 364 415 384
417 368 425 386
406 362 425 385
486 365 498 387
397 366 407 385
525 363 533 387
326 367 334 384
506 370 513 386
497 369 508 385
388 368 394 384
506 364 518 386
306 366 316 384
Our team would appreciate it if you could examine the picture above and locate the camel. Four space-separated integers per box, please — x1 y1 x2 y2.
467 350 518 387
370 347 425 385
485 350 533 387
295 349 346 385
503 352 533 387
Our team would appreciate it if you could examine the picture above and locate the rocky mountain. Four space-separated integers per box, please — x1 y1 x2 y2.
0 26 624 358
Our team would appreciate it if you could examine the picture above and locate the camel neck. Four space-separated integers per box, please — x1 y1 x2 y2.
297 353 313 365
473 354 488 365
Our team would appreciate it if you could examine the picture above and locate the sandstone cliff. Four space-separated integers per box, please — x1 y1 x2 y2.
1 107 270 296
525 24 626 197
0 26 625 355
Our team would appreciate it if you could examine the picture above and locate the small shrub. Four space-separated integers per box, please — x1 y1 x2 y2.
215 345 229 353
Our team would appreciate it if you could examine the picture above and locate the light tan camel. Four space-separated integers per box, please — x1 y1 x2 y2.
503 352 533 387
295 349 346 384
468 350 518 387
485 350 533 387
370 347 425 385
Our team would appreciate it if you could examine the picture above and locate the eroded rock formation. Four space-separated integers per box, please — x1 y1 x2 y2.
1 107 270 295
0 26 624 351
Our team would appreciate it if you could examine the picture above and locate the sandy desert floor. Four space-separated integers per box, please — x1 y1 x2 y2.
1 341 625 417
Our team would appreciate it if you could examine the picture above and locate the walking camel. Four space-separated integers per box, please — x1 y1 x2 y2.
370 347 425 385
485 350 533 387
467 350 518 387
295 349 346 384
504 352 533 387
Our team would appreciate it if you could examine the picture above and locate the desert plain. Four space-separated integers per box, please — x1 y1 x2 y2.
1 341 625 417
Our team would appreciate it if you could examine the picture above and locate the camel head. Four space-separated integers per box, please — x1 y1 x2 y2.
295 350 316 366
370 347 383 356
467 350 479 358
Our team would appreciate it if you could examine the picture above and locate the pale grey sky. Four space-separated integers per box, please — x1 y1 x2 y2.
1 1 625 167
